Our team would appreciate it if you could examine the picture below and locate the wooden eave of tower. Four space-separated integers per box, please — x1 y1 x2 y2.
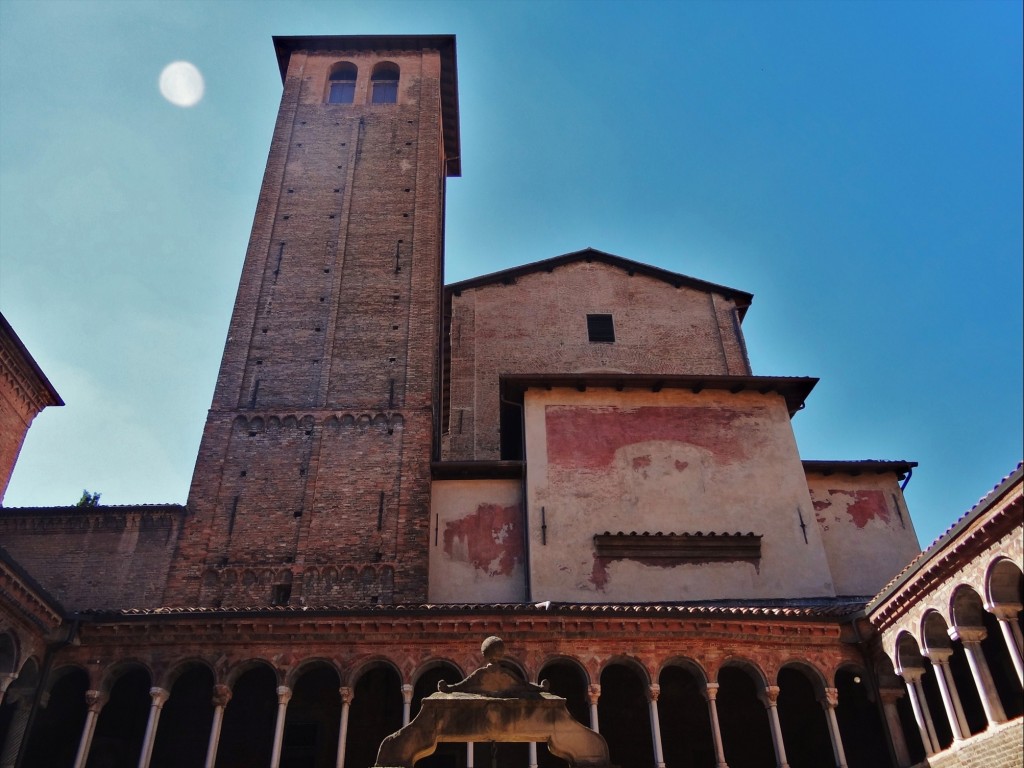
272 34 462 176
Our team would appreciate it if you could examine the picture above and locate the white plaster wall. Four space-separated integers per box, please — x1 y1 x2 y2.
807 473 921 596
524 388 838 602
428 479 525 603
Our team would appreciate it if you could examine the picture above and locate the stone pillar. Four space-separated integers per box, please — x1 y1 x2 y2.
926 651 968 741
270 685 291 768
336 686 353 768
528 741 538 768
204 684 232 768
819 687 848 768
401 683 413 726
901 669 937 756
988 605 1024 685
73 690 108 768
703 682 729 768
647 683 666 768
466 742 474 767
760 685 790 768
950 626 1008 725
0 674 16 708
137 686 170 768
0 688 32 768
878 687 912 768
587 684 600 732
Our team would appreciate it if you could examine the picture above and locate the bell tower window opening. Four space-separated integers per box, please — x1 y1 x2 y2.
587 313 615 343
371 62 400 104
327 62 357 104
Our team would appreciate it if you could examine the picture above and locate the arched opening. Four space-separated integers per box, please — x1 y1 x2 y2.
412 661 463 768
598 661 653 768
658 662 714 768
833 667 891 768
282 662 341 768
924 606 986 735
0 654 34 760
897 630 952 751
89 665 151 768
716 664 774 768
346 664 402 768
776 665 833 768
981 608 1023 718
151 664 216 768
537 658 589 768
371 62 400 104
216 664 277 768
328 62 357 104
0 634 15 675
22 665 88 768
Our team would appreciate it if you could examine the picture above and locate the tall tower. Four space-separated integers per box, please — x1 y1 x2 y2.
167 36 460 607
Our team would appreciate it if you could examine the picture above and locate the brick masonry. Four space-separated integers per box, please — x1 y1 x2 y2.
926 719 1023 768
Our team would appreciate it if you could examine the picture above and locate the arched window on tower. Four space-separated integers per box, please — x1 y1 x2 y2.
371 62 399 104
327 62 357 104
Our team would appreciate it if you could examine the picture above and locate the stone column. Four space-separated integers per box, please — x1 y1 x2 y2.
950 626 1008 726
0 674 16 708
819 687 848 768
466 743 474 767
270 685 291 768
336 686 353 768
703 682 729 768
988 605 1024 685
528 741 538 768
73 690 108 768
878 687 912 768
647 683 666 768
137 686 170 768
925 650 968 741
0 689 31 768
587 684 600 732
401 683 413 726
760 685 790 768
204 684 232 768
901 669 937 756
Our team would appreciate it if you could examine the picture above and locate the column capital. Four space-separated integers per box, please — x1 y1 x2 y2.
149 687 170 708
985 603 1022 622
704 681 719 701
878 686 905 705
899 666 926 685
948 625 986 644
760 685 781 707
401 683 414 703
923 647 953 665
0 673 17 695
85 689 108 713
820 687 839 709
647 683 661 702
340 685 354 705
212 684 233 708
587 683 601 704
276 685 292 705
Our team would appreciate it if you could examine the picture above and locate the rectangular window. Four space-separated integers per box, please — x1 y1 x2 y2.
328 82 355 104
587 313 615 343
372 82 398 104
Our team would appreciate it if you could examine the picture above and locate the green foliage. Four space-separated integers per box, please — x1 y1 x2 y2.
76 490 101 507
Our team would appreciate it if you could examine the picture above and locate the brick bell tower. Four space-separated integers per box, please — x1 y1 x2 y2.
166 36 460 607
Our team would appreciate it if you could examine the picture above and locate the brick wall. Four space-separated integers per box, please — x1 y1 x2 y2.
166 42 452 608
0 506 186 610
443 261 751 460
926 718 1023 768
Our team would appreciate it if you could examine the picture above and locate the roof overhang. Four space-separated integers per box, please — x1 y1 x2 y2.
802 460 917 481
272 35 461 176
501 373 817 417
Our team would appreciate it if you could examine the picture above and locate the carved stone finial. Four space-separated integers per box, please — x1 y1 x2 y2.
481 636 505 663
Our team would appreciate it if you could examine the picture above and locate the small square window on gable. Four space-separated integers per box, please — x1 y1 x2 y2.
587 314 615 343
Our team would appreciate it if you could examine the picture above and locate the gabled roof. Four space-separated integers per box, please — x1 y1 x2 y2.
0 312 63 407
445 248 753 319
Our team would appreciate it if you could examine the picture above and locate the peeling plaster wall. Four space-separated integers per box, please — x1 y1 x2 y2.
444 261 749 461
807 472 921 596
524 388 837 602
429 479 525 602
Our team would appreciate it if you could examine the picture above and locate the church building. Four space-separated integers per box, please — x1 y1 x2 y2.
0 35 1020 768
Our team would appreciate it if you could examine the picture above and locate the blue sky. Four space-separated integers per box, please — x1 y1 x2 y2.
0 0 1020 548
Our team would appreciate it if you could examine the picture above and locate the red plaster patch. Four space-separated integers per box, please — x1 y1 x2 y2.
443 503 522 576
632 455 652 470
828 489 890 528
675 460 689 472
545 406 749 469
812 499 830 511
590 556 609 590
